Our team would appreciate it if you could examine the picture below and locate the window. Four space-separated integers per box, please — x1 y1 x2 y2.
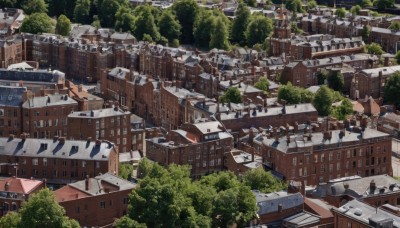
329 164 333 172
321 154 325 162
358 160 362 168
347 150 351 158
320 164 325 173
329 152 333 161
32 158 38 166
96 161 100 169
346 161 350 170
299 168 303 176
82 161 86 168
293 157 297 166
43 158 47 166
100 201 106 209
337 162 341 171
75 207 80 214
337 152 341 160
359 149 363 156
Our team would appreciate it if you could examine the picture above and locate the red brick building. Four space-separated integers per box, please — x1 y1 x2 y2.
0 135 119 185
55 173 135 227
0 85 27 137
67 107 132 153
0 38 23 68
22 94 78 138
146 121 233 178
0 177 43 216
255 126 392 186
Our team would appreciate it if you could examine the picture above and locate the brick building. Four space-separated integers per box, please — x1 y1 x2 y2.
255 125 392 186
0 177 43 216
0 8 25 38
224 149 262 175
350 65 400 100
0 85 27 137
309 175 400 208
22 94 78 138
0 135 118 185
130 114 145 151
0 38 23 68
55 173 135 227
281 54 376 88
146 121 233 178
67 107 132 153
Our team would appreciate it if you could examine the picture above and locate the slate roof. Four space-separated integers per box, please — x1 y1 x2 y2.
254 190 304 215
0 69 64 83
360 65 400 78
0 85 26 107
282 212 321 226
68 107 130 119
22 94 77 108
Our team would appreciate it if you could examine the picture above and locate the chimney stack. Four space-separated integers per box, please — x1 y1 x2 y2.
85 175 90 191
370 179 376 192
59 137 66 144
4 182 9 192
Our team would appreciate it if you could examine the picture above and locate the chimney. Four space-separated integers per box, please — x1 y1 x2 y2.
4 182 9 192
370 179 376 192
85 175 90 191
9 134 14 140
53 135 59 141
59 137 66 144
95 139 102 145
20 133 26 140
78 84 83 92
278 204 283 212
286 134 290 146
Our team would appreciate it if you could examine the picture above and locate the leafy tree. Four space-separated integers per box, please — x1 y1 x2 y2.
361 25 371 42
308 0 317 8
254 77 270 93
245 15 273 47
396 51 400 64
277 82 314 104
231 2 250 46
115 217 147 228
92 15 101 28
20 13 54 34
332 98 353 120
158 10 182 45
55 15 71 36
137 158 154 178
133 5 160 42
0 0 17 7
367 42 384 55
313 85 334 116
210 16 230 50
389 21 400 31
244 0 256 7
335 7 347 19
73 0 91 24
291 22 303 34
300 89 314 103
115 7 135 32
0 212 20 228
220 87 243 104
384 71 400 105
327 70 344 92
22 0 48 15
193 10 215 47
361 0 373 7
373 0 395 10
47 0 77 19
241 168 286 193
350 5 362 15
119 163 134 180
99 0 124 28
18 188 79 228
285 0 304 13
316 70 328 85
173 0 199 44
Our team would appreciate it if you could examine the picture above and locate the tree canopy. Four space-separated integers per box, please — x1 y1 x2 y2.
313 85 334 116
220 87 243 104
209 16 231 50
254 77 270 93
231 2 250 46
116 162 267 228
350 5 362 15
22 0 48 15
384 71 400 105
133 5 160 41
98 0 125 28
114 7 135 32
308 0 317 9
173 0 199 44
373 0 395 10
245 15 273 47
0 188 79 228
277 82 313 104
389 21 400 31
20 13 54 34
361 0 373 7
158 10 182 46
73 0 91 24
55 14 71 36
285 0 304 13
241 168 286 193
366 42 384 55
335 8 347 18
332 98 353 120
327 70 344 92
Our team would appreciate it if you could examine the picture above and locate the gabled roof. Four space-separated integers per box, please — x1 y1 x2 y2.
0 177 42 194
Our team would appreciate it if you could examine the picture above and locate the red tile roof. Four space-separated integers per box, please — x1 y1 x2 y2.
0 177 43 194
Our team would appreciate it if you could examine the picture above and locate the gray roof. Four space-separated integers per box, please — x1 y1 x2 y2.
283 212 321 226
68 107 130 119
192 121 224 134
0 69 65 83
69 173 136 195
108 67 130 79
334 200 400 227
0 137 115 161
360 65 400 78
0 85 26 107
254 190 304 215
22 94 77 108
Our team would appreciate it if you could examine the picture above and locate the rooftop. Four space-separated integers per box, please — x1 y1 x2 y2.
0 85 26 107
0 177 42 194
254 190 304 215
68 107 130 119
22 94 77 108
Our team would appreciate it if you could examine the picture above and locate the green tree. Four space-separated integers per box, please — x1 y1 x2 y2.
350 5 362 15
55 14 71 36
361 0 373 7
396 51 400 64
285 0 304 13
367 42 384 55
210 16 230 50
73 0 91 24
0 212 20 228
291 22 303 34
193 10 215 47
332 98 353 120
335 7 347 18
389 21 400 31
158 10 182 45
220 87 243 104
119 163 134 180
22 0 48 15
20 13 54 34
47 0 77 19
0 0 17 7
231 1 250 45
92 15 101 28
245 15 273 47
19 188 79 228
254 77 270 93
317 70 328 85
361 25 371 42
115 7 135 32
241 168 286 193
308 0 317 8
137 158 154 178
99 0 124 28
173 0 199 44
384 71 400 105
373 0 395 10
327 70 344 92
115 217 147 228
277 82 301 104
313 85 334 116
133 5 160 42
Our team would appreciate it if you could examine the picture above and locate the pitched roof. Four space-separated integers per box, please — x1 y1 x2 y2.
0 177 42 194
0 85 26 107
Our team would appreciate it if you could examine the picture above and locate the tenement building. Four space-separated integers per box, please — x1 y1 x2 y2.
55 173 135 227
255 126 392 186
0 135 119 185
146 121 233 178
67 107 132 153
0 85 27 137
